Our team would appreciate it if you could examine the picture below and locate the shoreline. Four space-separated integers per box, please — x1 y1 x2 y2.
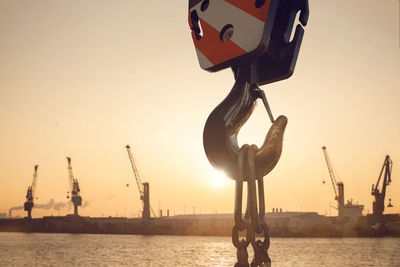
1 215 399 238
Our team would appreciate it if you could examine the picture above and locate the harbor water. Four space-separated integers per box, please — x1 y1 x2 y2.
0 233 399 266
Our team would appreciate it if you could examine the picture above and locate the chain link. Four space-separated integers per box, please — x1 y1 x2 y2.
233 144 271 267
251 222 271 267
232 221 252 267
233 145 251 266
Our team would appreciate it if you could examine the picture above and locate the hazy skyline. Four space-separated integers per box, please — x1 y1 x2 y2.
1 0 399 218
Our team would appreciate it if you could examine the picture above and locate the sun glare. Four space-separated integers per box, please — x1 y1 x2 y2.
209 169 230 188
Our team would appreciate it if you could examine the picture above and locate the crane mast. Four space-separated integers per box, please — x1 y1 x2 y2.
371 155 393 221
322 146 344 218
126 145 155 220
24 165 39 219
67 157 82 216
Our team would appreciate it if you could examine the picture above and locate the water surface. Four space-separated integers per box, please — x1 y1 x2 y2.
0 233 399 266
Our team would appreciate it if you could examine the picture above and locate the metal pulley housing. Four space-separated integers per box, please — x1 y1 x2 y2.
188 0 309 85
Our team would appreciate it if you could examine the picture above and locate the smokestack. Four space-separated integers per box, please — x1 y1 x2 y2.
167 209 170 218
9 209 11 218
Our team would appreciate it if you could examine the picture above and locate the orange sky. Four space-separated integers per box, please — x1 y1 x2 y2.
0 0 399 218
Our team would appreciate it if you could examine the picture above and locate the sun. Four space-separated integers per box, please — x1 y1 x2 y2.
209 169 230 188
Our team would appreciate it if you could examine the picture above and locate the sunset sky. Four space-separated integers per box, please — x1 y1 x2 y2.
0 0 399 218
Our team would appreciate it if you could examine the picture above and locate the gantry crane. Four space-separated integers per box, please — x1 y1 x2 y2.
24 165 39 219
371 155 393 221
322 146 345 218
126 145 156 220
66 157 82 216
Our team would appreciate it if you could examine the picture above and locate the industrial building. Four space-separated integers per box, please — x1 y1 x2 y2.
168 211 330 233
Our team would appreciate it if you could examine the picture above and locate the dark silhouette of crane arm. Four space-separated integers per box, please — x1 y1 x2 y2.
322 146 338 198
126 145 144 197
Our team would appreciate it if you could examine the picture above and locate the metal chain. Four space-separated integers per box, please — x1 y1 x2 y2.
251 178 271 267
233 145 271 266
233 145 252 267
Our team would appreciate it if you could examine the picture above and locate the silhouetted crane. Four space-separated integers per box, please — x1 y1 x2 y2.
66 157 82 216
24 165 39 219
126 145 156 220
371 155 393 222
322 146 344 218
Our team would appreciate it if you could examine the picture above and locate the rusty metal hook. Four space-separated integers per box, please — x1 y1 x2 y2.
203 63 287 180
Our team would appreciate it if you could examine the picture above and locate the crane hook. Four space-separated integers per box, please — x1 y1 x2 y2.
203 63 287 180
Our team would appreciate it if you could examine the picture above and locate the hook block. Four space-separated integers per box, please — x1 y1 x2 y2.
188 0 309 84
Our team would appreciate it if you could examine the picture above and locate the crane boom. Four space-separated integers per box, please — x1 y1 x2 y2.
67 157 74 193
126 145 144 197
322 146 338 198
31 164 39 199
